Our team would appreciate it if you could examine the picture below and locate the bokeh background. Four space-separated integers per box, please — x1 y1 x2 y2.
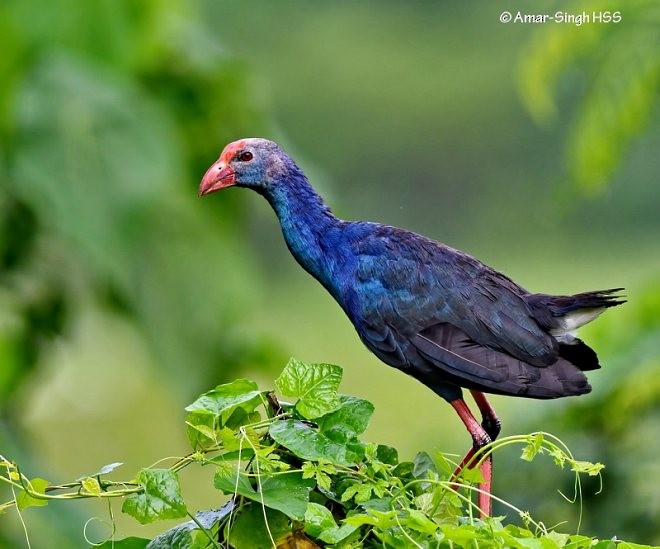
1 0 659 546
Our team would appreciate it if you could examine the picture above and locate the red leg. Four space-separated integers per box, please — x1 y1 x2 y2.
470 392 500 516
451 446 476 479
450 399 492 518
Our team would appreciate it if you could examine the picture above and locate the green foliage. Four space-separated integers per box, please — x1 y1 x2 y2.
269 393 374 467
2 358 652 548
15 478 49 511
276 357 343 419
122 469 188 525
215 469 314 522
519 0 660 193
185 378 266 449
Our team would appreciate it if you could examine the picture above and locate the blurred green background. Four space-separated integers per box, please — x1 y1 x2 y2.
1 0 659 546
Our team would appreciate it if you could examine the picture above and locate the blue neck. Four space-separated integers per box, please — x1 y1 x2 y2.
262 173 343 293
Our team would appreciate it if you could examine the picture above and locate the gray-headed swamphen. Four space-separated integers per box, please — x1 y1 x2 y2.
199 138 624 516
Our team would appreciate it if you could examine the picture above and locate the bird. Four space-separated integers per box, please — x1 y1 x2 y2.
199 138 624 517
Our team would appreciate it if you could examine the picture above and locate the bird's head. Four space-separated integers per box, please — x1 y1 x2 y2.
199 138 290 197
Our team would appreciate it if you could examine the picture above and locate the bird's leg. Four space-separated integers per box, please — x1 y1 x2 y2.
449 398 492 518
470 390 501 441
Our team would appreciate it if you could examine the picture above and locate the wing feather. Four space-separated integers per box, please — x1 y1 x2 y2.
412 323 591 398
351 226 557 366
346 224 600 399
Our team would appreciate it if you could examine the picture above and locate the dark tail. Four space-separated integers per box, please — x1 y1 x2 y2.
525 288 625 328
558 339 600 372
538 288 626 316
526 288 625 373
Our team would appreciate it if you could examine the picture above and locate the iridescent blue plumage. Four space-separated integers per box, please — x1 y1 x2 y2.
200 138 624 516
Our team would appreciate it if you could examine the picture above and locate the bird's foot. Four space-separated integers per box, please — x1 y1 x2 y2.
471 431 492 453
481 416 501 441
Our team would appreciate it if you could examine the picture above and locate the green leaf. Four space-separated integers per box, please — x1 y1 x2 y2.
355 483 374 504
412 451 437 479
548 448 567 469
185 379 264 449
149 525 194 548
185 378 263 426
376 444 399 466
521 433 544 462
609 543 656 549
498 524 547 549
391 461 415 482
440 524 481 546
360 497 393 512
269 419 365 466
81 477 102 496
217 426 241 451
433 451 454 476
186 412 217 449
404 509 438 535
122 469 187 524
301 461 335 490
276 358 342 419
16 478 49 510
570 460 605 476
214 469 314 521
147 505 236 549
225 408 262 431
257 452 291 474
316 396 374 441
459 466 485 484
590 542 618 549
269 397 372 467
305 503 362 544
345 509 397 529
343 513 380 528
364 444 388 475
240 426 262 451
304 502 337 537
341 482 373 504
544 531 569 547
185 421 218 446
318 522 360 544
228 504 291 549
413 492 434 514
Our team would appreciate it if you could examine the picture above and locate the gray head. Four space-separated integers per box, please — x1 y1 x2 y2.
199 138 299 196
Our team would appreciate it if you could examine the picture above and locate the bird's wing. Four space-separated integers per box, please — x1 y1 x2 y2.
411 322 590 398
350 226 558 367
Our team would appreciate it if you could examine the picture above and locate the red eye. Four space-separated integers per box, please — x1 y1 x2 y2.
238 151 253 162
